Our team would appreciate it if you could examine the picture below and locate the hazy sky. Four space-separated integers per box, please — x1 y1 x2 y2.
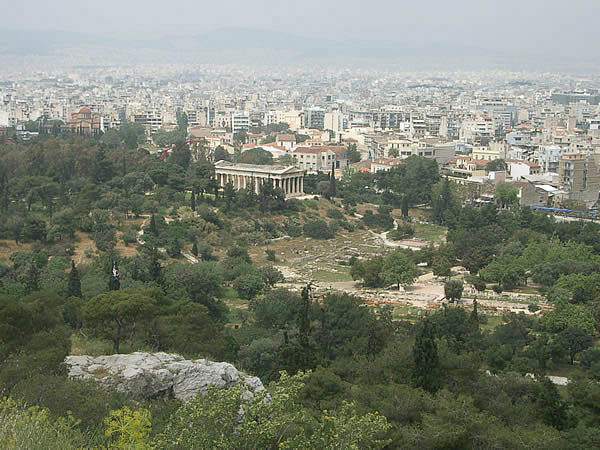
1 0 598 54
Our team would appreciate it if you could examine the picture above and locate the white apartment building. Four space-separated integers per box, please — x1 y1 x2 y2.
265 110 303 129
231 111 250 134
460 116 495 141
132 110 162 135
324 111 344 133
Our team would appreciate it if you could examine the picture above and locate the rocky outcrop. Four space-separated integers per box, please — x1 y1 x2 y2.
65 352 263 401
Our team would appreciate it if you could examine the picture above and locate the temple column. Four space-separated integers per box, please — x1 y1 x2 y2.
300 176 304 194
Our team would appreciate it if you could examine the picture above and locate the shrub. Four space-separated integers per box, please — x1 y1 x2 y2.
234 273 266 299
304 200 319 210
378 205 393 215
303 220 334 239
121 231 138 246
326 208 344 220
94 229 116 252
265 249 276 262
226 246 251 263
362 213 394 231
389 223 414 240
285 199 305 212
339 220 355 232
166 237 182 258
283 218 303 237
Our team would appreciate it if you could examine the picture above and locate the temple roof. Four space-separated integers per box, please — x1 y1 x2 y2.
214 160 304 175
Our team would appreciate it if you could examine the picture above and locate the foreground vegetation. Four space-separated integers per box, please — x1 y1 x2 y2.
1 134 600 447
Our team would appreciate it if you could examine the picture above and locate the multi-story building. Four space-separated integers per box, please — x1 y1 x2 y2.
275 134 296 150
552 91 600 105
559 153 600 193
231 111 250 134
460 116 495 141
304 107 325 130
265 110 303 129
132 110 162 135
292 145 346 171
471 146 501 161
324 111 344 133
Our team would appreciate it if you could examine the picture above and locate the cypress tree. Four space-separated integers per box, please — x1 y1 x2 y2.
537 377 568 430
329 162 336 198
24 263 40 295
191 190 196 211
149 248 164 286
296 283 316 369
191 242 198 257
148 214 158 236
412 317 440 393
67 261 82 298
298 284 311 349
401 195 409 217
469 299 480 333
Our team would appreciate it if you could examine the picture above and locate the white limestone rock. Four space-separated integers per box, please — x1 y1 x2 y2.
65 352 263 401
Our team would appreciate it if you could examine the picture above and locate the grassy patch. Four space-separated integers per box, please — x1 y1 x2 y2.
220 287 239 300
510 285 542 295
548 364 587 379
480 314 504 331
0 240 33 264
393 305 424 321
71 334 113 356
311 269 353 283
412 223 447 243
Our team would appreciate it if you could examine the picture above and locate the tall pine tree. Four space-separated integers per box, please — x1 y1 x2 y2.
412 317 440 393
148 215 158 236
401 195 409 217
67 261 82 298
149 248 164 287
24 263 40 295
328 162 337 198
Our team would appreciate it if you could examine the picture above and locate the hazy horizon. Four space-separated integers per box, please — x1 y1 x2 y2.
1 0 599 71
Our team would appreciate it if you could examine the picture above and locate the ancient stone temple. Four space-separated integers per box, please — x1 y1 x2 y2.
214 160 305 198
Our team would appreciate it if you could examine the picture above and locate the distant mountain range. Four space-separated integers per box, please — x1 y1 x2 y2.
0 27 596 72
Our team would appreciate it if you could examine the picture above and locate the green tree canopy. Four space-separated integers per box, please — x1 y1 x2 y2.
494 182 519 208
82 288 161 353
238 148 273 165
382 251 419 290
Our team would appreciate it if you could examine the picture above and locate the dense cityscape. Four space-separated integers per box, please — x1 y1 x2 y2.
3 67 600 211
